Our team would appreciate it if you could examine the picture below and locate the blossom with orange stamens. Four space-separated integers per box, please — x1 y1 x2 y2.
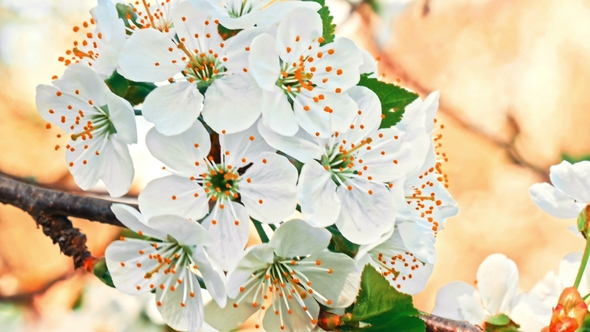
105 204 226 332
204 219 360 332
36 64 137 197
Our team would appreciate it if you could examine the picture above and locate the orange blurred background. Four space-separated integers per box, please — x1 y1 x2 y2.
1 0 589 330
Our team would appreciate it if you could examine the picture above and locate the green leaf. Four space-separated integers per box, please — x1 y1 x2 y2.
217 24 241 40
123 81 157 106
303 0 335 45
357 74 419 128
92 257 115 288
562 153 590 164
577 314 590 332
327 225 359 258
104 70 129 98
341 266 425 331
483 313 521 332
318 6 336 45
486 314 511 326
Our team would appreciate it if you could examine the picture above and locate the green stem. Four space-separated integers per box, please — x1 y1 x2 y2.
268 224 277 231
574 239 590 289
252 218 269 243
583 292 590 301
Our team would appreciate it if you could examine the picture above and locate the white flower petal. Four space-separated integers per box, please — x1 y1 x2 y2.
111 204 165 238
529 182 584 219
65 136 105 191
226 244 275 298
260 88 299 137
276 8 322 64
107 93 137 145
223 27 267 74
398 222 437 264
341 86 381 145
192 246 227 307
254 1 321 29
335 178 396 245
148 215 213 247
250 33 281 91
432 281 479 321
258 122 321 162
203 73 263 134
204 286 259 331
105 239 163 294
138 175 209 221
476 254 519 315
296 251 360 308
298 161 341 228
172 1 222 57
100 136 135 197
550 160 590 203
262 291 320 332
202 201 251 271
53 64 110 105
119 28 184 82
270 219 331 257
219 122 274 168
156 271 204 332
457 292 488 325
294 91 357 138
145 121 211 176
312 38 363 92
142 81 204 136
240 152 298 223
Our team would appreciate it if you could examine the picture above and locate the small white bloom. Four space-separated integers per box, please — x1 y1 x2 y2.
105 204 226 332
36 64 137 197
355 223 435 295
190 0 321 29
527 252 590 326
204 219 360 332
60 0 127 79
260 86 426 244
138 121 298 270
529 160 590 219
119 1 265 135
432 254 545 331
249 7 363 137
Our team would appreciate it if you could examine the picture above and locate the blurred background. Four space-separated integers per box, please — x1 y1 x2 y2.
1 0 590 330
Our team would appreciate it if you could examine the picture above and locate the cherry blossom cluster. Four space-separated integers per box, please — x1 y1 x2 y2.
35 0 457 331
433 160 590 331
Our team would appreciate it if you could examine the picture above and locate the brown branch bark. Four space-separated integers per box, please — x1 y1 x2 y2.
0 173 483 332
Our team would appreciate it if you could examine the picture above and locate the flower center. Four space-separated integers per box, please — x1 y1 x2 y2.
277 59 315 98
71 105 117 141
374 251 422 291
203 162 241 201
321 138 373 184
177 42 226 88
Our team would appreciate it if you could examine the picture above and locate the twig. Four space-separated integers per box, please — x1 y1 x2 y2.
0 174 133 269
420 313 483 332
0 174 487 331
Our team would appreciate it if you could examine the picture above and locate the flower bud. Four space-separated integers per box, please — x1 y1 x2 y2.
542 287 588 332
577 205 590 238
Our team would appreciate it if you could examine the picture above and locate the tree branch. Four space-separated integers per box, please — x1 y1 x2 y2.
0 173 484 331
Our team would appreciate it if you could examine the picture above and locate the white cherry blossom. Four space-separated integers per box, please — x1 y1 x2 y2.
138 121 298 270
105 204 226 332
260 86 427 244
190 0 321 29
36 64 137 197
59 0 127 79
432 254 546 331
355 223 435 295
529 160 590 219
119 1 265 135
249 7 363 137
204 219 360 332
